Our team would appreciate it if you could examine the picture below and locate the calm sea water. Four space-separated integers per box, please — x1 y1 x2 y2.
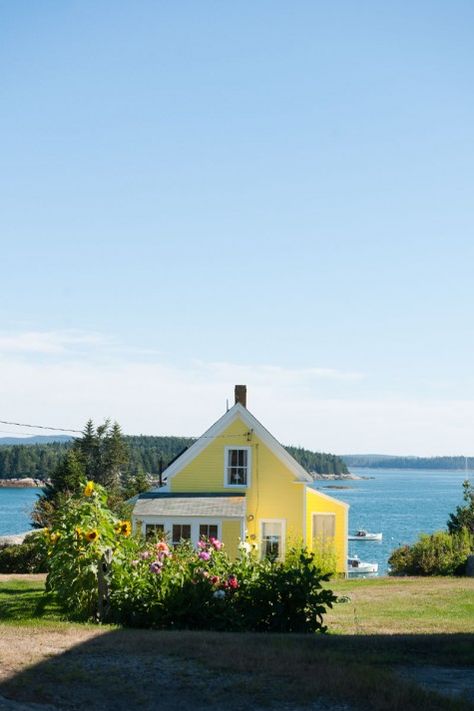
0 488 40 536
0 470 471 575
312 467 472 574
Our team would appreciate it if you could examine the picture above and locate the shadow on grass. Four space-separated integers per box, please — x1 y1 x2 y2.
0 585 61 622
0 626 473 711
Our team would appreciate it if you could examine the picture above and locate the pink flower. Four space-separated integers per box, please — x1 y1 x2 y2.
198 551 211 561
197 540 207 550
140 550 152 560
210 575 220 586
228 574 239 590
149 561 163 574
210 537 223 551
155 541 170 556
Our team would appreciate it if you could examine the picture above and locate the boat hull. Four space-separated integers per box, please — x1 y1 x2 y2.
348 532 382 541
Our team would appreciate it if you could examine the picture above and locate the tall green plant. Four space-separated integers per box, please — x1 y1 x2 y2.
45 480 132 620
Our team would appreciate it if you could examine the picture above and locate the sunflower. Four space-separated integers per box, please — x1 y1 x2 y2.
85 530 99 542
119 521 132 537
84 481 95 497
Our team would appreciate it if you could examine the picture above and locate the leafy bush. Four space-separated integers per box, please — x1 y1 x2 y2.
110 537 336 632
45 483 336 632
0 535 47 574
388 529 473 576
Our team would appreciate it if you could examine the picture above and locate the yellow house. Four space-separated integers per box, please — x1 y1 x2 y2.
132 386 348 574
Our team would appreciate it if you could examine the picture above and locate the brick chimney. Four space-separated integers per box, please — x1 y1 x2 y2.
234 384 247 408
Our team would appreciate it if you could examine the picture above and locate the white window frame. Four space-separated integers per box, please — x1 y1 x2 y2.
224 446 251 488
138 517 222 547
259 518 286 561
312 512 336 545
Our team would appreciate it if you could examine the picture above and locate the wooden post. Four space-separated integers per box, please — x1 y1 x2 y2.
97 547 113 623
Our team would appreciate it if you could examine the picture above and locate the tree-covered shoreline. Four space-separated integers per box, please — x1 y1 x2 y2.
0 436 348 480
343 454 474 470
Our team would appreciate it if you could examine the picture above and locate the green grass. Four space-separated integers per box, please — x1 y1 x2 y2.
326 576 474 637
1 576 473 711
0 578 62 626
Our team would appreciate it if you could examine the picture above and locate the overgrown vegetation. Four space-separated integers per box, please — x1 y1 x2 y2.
0 532 46 574
389 480 474 576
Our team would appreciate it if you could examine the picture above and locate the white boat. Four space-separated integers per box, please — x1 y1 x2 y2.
348 529 382 541
347 555 378 576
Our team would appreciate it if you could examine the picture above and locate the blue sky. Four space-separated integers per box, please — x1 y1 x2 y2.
1 1 474 454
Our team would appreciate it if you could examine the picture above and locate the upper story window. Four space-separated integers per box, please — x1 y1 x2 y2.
224 446 251 487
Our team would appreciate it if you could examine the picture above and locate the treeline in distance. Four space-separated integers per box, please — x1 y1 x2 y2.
0 436 348 480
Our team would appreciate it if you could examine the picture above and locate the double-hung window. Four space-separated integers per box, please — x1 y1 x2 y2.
261 520 285 561
172 524 191 546
199 524 218 539
145 523 164 540
225 446 250 487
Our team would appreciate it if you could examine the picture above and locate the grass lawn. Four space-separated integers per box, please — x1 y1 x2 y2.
0 575 473 711
326 576 474 636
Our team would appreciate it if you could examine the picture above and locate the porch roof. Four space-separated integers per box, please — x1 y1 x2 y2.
133 492 245 518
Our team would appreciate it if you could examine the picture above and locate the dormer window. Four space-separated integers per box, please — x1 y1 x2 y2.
224 446 251 487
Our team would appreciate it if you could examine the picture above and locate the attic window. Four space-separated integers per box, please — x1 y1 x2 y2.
224 446 251 487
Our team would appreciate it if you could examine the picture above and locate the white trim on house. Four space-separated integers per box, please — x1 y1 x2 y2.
223 445 252 488
302 484 307 546
259 518 287 561
153 403 313 489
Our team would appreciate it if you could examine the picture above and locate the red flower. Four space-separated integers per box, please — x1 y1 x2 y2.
228 574 239 590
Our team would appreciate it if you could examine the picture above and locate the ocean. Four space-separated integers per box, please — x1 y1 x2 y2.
0 469 471 574
312 467 472 574
0 487 40 536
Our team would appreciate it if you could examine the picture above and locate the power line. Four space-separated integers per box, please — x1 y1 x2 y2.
0 419 81 434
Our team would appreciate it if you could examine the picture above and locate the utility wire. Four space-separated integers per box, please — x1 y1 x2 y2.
0 419 81 434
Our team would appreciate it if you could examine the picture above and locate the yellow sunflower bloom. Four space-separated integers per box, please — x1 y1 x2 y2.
120 521 132 537
84 481 95 497
85 530 99 542
50 532 61 544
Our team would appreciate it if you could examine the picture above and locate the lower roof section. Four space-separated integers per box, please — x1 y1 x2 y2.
134 492 246 518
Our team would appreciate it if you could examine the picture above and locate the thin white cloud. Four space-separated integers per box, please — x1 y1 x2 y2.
0 330 472 455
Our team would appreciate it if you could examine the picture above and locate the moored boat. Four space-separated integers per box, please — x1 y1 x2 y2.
348 529 382 541
347 555 378 576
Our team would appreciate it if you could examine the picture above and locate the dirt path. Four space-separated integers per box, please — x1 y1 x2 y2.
0 626 353 711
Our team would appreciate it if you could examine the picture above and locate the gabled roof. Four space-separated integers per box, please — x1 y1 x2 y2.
156 402 313 488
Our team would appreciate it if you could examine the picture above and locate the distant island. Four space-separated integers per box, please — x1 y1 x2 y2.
343 454 474 470
0 435 349 481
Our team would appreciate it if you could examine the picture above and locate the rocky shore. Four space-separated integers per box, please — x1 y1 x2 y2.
0 478 45 488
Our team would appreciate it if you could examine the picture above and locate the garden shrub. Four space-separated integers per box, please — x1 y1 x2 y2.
0 533 47 574
388 529 473 576
45 482 337 632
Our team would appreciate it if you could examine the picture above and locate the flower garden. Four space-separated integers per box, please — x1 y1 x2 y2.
43 481 337 632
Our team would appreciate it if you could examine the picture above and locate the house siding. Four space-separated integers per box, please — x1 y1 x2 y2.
154 408 349 571
222 519 242 559
305 487 348 573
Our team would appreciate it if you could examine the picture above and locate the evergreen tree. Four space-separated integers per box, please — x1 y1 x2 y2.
447 480 474 535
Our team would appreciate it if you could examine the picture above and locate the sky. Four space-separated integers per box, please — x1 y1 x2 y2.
1 1 474 455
